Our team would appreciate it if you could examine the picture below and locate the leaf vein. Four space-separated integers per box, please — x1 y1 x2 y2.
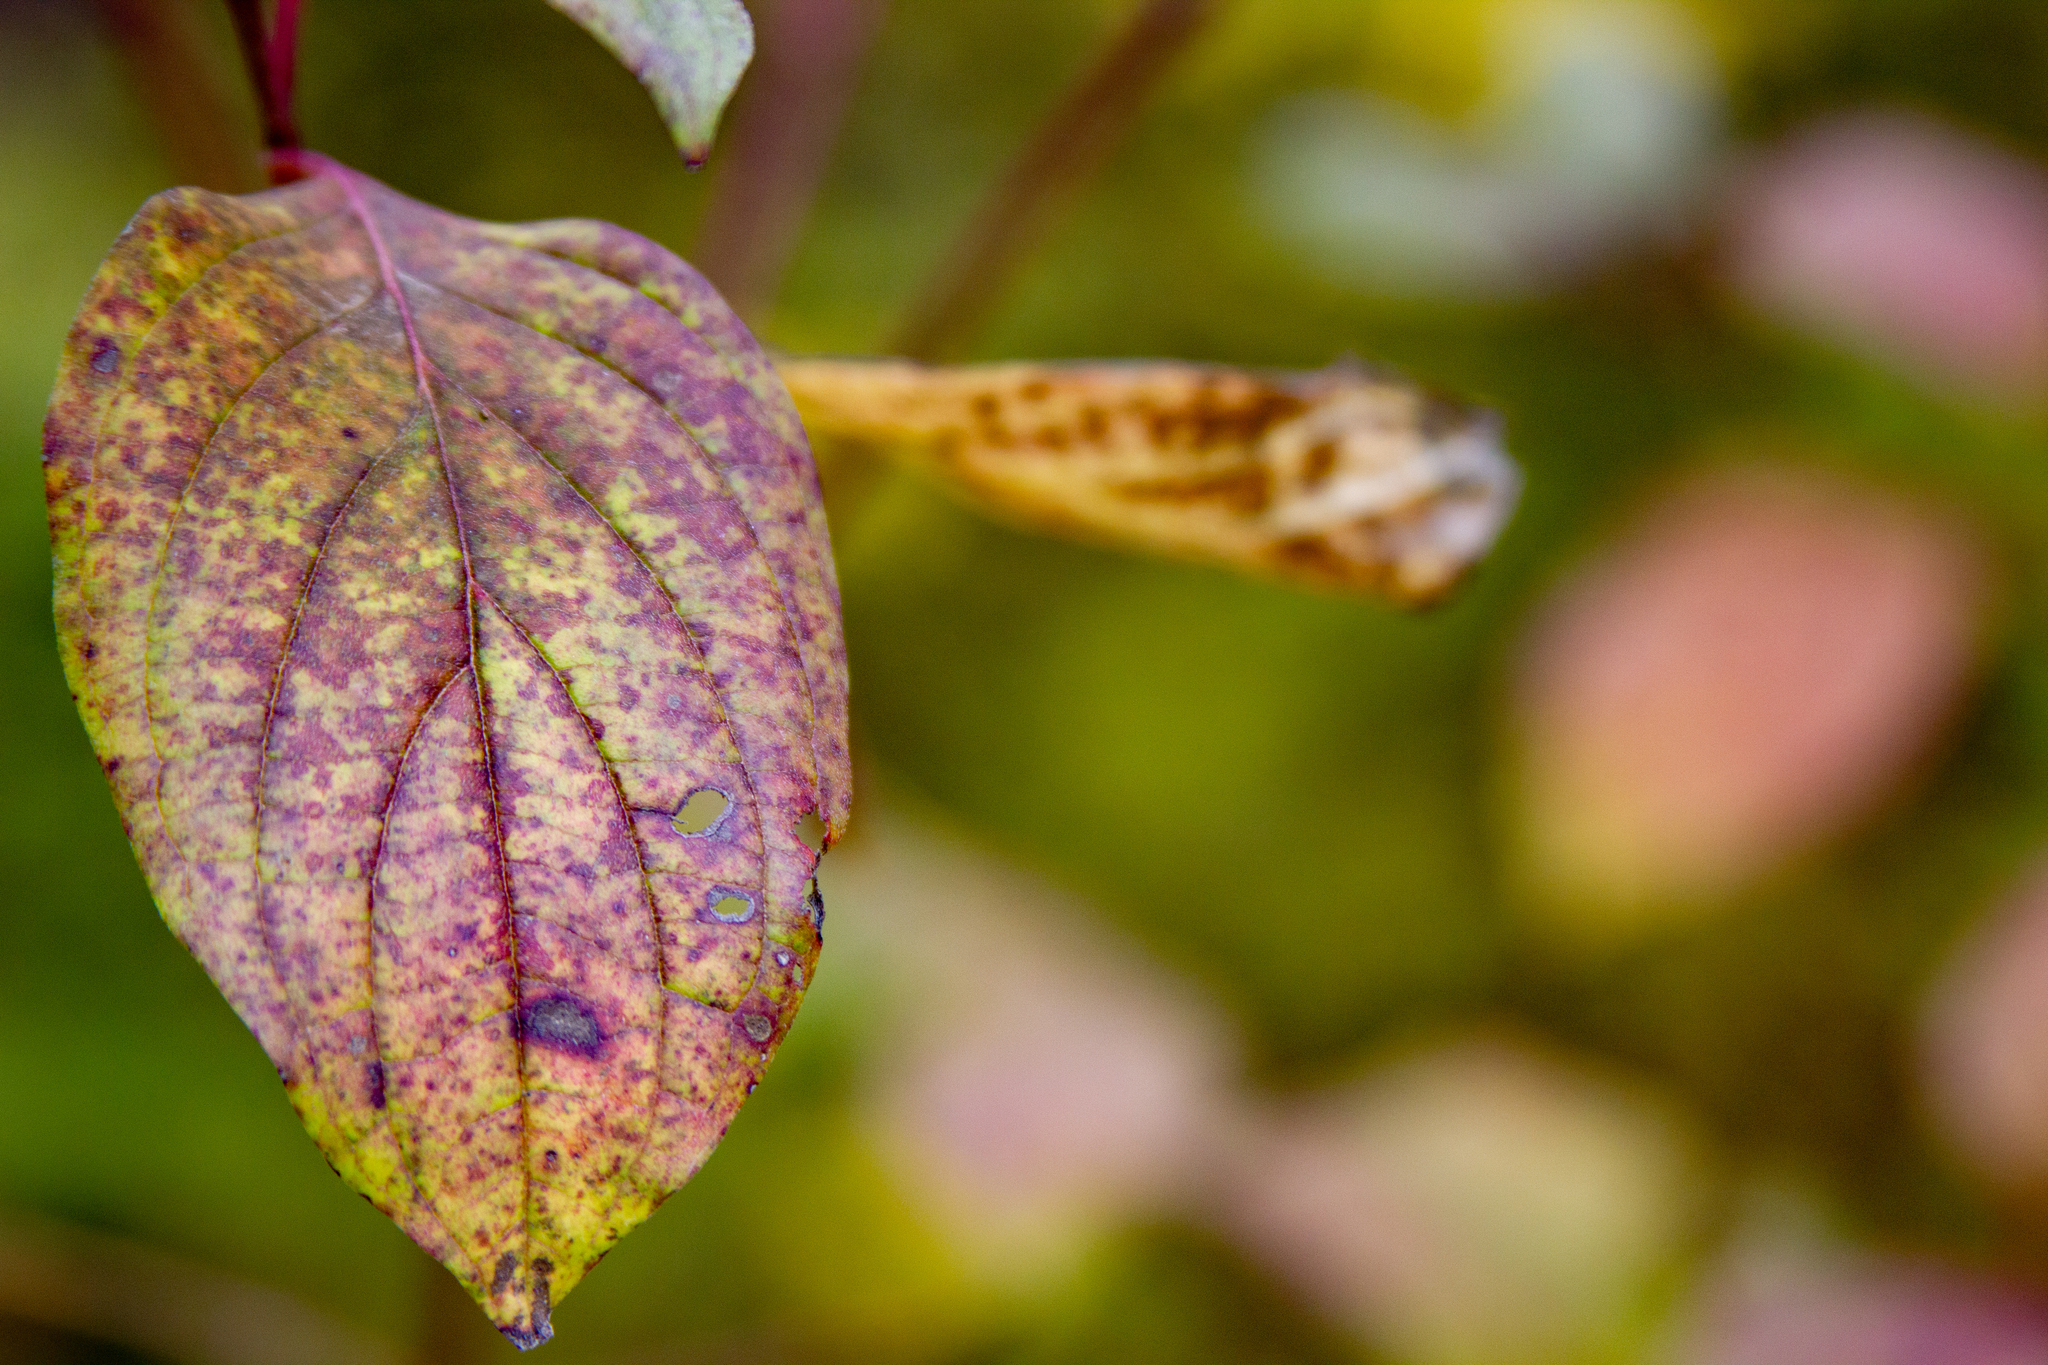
398 270 814 840
139 286 382 865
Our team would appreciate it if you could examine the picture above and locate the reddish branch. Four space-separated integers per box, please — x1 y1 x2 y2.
225 0 301 153
265 0 304 135
890 0 1222 361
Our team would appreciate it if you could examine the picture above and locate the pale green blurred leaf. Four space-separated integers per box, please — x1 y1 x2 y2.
544 0 753 164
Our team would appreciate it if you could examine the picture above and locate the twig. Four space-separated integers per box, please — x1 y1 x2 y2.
93 0 264 191
889 0 1222 362
692 0 889 322
0 1209 402 1365
265 0 304 136
224 0 300 152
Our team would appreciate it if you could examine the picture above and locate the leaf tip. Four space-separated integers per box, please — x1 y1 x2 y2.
500 1320 556 1351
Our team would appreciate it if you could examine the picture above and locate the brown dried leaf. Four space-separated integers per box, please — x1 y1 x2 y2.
780 356 1519 603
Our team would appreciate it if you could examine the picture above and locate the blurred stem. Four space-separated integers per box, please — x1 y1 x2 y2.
889 0 1223 362
265 0 303 138
693 0 890 322
0 1209 400 1365
224 0 300 153
94 0 264 191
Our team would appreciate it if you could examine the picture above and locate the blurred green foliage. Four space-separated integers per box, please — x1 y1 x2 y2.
13 0 2048 1360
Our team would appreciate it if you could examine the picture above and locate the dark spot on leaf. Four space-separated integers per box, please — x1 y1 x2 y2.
741 1013 772 1043
805 879 824 929
708 891 755 923
502 1299 553 1352
544 1149 559 1172
367 1060 386 1109
83 643 97 662
89 338 118 374
341 426 359 440
521 1262 555 1349
491 1251 518 1296
522 996 604 1057
672 787 729 836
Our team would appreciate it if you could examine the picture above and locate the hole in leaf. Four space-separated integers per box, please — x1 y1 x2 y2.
672 787 729 836
797 811 827 853
709 891 756 923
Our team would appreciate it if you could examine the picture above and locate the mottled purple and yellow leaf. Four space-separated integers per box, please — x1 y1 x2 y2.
42 152 849 1348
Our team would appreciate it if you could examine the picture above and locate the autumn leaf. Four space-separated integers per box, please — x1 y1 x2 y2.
545 0 755 166
779 357 1520 604
42 151 848 1348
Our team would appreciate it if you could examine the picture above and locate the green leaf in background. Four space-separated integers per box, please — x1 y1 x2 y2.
545 0 755 166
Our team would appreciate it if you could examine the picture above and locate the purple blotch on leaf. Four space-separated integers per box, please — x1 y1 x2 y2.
522 996 604 1057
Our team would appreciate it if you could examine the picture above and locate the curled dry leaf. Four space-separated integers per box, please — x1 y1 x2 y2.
780 357 1519 604
546 0 756 166
42 152 848 1347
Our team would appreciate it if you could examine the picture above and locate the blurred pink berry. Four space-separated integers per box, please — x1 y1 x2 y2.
1216 1037 1699 1365
1729 109 2048 399
1922 858 2048 1188
1515 463 1984 923
822 809 1238 1279
1679 1241 2048 1365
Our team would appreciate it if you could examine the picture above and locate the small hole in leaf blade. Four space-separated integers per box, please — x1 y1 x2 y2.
709 892 755 923
797 811 826 853
672 788 729 836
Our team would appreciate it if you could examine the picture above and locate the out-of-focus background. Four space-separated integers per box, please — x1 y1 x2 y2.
14 0 2048 1361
